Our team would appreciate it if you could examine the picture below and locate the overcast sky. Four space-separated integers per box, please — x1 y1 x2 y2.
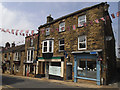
0 0 119 57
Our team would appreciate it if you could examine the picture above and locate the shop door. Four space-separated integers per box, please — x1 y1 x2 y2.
46 62 49 78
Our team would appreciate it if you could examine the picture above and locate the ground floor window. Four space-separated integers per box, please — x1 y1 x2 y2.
77 59 97 79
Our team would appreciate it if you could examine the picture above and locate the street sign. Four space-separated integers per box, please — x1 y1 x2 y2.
90 52 97 54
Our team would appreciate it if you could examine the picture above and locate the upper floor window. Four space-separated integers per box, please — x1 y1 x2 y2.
42 40 54 53
14 52 20 61
78 15 86 27
78 36 87 50
59 39 64 52
46 28 50 36
30 38 33 47
59 22 65 32
27 50 34 62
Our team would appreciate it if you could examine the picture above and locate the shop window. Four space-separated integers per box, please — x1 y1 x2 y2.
78 15 86 27
78 36 87 50
77 59 97 79
42 40 54 53
59 22 65 32
46 28 50 36
59 39 64 52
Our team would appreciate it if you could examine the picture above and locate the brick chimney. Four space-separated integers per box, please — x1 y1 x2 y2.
47 14 53 23
5 42 10 48
12 42 15 47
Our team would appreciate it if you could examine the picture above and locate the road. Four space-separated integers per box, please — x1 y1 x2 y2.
2 75 78 88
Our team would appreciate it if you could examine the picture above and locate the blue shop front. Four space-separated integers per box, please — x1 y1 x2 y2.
72 49 102 85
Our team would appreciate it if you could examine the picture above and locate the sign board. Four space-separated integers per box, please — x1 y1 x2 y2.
49 66 61 76
90 52 97 54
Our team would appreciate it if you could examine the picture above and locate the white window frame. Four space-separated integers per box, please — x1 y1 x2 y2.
42 40 54 53
27 50 34 63
46 27 50 36
78 36 87 50
59 22 65 32
59 39 64 52
78 15 86 27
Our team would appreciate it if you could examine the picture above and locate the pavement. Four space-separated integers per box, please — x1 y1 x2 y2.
1 73 119 89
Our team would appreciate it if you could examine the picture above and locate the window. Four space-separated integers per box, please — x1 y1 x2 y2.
77 59 97 79
59 39 64 52
30 38 33 46
27 50 34 62
42 40 54 53
59 22 65 32
78 15 86 27
78 36 87 50
46 28 50 36
14 52 19 61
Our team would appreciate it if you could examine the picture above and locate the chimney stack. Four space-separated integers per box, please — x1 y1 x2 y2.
47 14 53 23
12 42 15 47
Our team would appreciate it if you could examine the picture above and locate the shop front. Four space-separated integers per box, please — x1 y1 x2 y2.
37 57 64 80
72 50 102 85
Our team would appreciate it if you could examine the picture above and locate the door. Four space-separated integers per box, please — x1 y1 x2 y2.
45 62 49 78
66 65 72 80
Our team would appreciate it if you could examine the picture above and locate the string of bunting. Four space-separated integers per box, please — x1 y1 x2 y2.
0 11 119 36
0 28 38 37
40 11 120 34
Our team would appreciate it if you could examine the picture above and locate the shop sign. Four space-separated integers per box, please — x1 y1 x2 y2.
49 66 61 76
90 52 98 54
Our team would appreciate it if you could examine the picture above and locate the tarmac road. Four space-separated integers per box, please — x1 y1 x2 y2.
2 75 77 88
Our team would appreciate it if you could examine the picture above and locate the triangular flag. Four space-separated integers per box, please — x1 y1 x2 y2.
73 25 76 30
78 24 82 27
11 29 14 34
26 30 29 34
111 13 115 19
31 30 34 35
6 29 10 33
95 19 99 23
117 11 120 17
100 17 105 21
23 33 25 36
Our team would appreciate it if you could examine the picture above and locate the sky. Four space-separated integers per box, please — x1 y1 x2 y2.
0 0 119 57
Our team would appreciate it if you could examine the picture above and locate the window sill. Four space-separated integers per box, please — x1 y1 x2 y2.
78 48 87 50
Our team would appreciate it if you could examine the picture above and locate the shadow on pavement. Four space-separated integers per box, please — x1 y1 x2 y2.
2 75 25 86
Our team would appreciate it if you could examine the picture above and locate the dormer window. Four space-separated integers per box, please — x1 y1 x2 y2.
42 40 54 53
59 22 65 32
78 15 86 27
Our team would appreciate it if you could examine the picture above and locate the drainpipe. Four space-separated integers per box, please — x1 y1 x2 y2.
35 28 40 76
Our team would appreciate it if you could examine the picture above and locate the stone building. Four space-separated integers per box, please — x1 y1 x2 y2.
37 2 116 85
2 43 25 75
23 34 38 77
